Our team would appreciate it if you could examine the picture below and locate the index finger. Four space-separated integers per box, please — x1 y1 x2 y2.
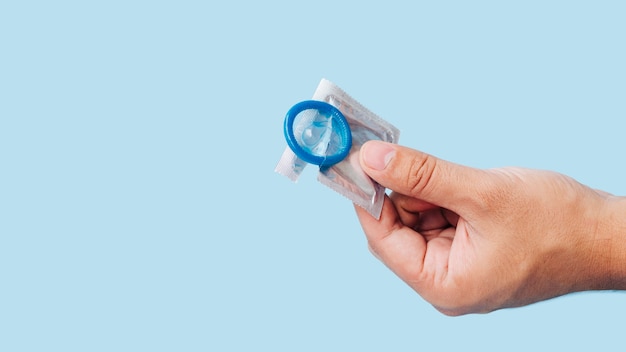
354 196 427 283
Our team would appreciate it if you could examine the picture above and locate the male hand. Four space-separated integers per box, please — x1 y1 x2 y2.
354 141 626 315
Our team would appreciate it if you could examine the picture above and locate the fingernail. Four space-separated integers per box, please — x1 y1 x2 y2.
362 141 395 170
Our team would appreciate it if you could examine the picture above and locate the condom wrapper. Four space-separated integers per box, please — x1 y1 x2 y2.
275 79 400 219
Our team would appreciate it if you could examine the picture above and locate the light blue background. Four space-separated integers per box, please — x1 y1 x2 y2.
1 1 625 351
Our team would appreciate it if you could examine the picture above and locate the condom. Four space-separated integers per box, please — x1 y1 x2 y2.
284 100 352 167
275 79 400 219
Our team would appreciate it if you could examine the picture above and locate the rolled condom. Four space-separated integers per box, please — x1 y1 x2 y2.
275 79 400 220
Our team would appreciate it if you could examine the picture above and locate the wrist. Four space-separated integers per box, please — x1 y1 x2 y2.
592 196 626 290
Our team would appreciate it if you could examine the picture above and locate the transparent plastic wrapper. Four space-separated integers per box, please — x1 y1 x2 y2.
275 79 400 219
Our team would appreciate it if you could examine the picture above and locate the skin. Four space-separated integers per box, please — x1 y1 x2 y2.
354 140 626 316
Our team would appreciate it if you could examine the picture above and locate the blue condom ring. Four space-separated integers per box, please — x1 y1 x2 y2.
284 100 352 167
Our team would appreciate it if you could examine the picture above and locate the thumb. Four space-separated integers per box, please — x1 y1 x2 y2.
360 140 488 212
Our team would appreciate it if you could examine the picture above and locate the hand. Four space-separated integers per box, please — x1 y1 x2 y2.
354 141 626 315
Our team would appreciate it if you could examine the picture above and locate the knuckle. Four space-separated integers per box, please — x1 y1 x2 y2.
405 153 438 197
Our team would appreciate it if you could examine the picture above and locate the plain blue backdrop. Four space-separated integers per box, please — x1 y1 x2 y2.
1 1 625 351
